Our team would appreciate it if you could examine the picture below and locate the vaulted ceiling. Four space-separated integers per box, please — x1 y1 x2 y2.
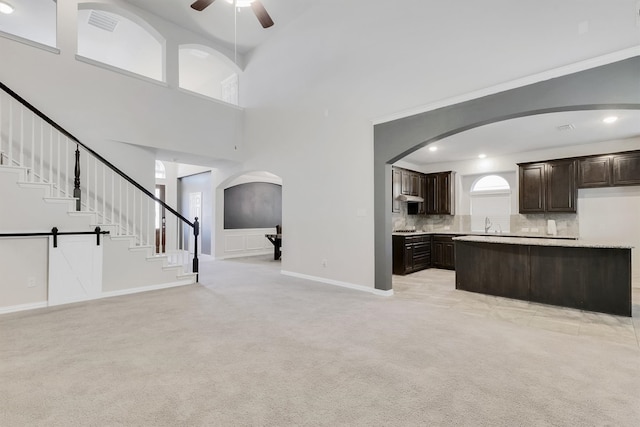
123 0 316 53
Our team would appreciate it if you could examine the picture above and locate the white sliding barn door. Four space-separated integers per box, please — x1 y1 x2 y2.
48 235 103 306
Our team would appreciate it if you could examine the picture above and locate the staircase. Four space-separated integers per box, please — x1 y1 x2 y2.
0 82 199 313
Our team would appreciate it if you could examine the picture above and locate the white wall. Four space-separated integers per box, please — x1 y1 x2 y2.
3 0 639 292
579 187 640 287
0 0 244 170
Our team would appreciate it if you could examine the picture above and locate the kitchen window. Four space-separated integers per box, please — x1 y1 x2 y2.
470 174 511 233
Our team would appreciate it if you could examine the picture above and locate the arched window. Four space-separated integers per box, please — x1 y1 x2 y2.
179 44 238 105
77 6 164 81
0 0 57 47
470 174 511 233
155 160 166 179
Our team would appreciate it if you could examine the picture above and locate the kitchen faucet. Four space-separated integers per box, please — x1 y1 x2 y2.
484 216 492 233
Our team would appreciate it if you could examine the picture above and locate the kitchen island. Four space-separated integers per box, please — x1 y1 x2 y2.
453 235 633 316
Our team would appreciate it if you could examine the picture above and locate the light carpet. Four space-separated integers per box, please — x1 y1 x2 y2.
1 255 639 426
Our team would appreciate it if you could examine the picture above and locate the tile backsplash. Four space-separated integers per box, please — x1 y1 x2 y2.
392 204 578 237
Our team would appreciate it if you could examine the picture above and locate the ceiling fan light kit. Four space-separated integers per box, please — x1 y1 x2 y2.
191 0 274 28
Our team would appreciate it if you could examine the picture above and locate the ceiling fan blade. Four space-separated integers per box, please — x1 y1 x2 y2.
191 0 216 11
251 0 274 28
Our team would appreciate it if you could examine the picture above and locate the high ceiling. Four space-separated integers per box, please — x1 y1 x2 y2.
123 0 317 53
2 1 639 168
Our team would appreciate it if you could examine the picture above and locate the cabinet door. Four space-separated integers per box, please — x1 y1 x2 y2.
437 172 452 214
401 170 412 195
519 163 546 213
404 244 414 273
417 175 426 214
392 168 402 213
425 174 438 214
612 152 640 186
432 241 444 268
546 159 576 213
410 173 420 196
578 156 612 188
443 242 456 270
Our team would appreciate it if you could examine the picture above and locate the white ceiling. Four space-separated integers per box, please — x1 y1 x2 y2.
402 110 640 165
2 0 639 169
123 0 317 54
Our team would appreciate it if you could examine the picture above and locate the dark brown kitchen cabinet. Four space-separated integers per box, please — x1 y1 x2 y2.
401 170 419 196
392 234 431 275
417 174 427 214
392 168 402 213
577 151 640 188
518 163 546 213
578 155 612 188
431 235 455 270
425 171 454 215
546 159 576 212
518 160 576 213
612 151 640 186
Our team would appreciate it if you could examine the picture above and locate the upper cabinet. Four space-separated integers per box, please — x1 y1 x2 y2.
577 151 640 188
518 163 546 213
391 167 454 215
392 168 402 213
612 151 640 186
401 169 420 196
430 172 455 215
520 150 640 214
578 155 612 188
519 160 576 213
546 159 577 212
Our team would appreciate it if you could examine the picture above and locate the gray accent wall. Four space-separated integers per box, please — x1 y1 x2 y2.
224 182 282 229
373 56 640 291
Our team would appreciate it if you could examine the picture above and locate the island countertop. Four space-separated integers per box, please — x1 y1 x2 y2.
452 235 633 249
391 230 579 240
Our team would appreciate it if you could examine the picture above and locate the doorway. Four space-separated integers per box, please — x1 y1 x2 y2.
155 184 166 254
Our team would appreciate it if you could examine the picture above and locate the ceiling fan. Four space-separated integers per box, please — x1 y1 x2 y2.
191 0 274 28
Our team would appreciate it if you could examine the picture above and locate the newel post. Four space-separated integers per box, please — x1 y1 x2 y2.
73 145 81 211
192 217 199 282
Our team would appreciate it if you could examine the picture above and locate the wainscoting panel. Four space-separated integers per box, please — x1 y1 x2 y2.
222 228 275 259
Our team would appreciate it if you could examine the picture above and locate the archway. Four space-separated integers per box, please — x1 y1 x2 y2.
215 170 283 260
373 56 640 291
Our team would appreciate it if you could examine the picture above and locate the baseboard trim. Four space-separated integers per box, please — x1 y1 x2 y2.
281 270 393 297
0 281 196 315
218 250 272 260
0 301 48 315
101 279 196 299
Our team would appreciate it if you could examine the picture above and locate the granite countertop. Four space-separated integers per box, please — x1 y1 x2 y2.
392 230 579 240
452 235 633 249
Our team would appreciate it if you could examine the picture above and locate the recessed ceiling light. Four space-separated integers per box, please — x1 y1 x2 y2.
428 146 438 152
0 1 14 14
478 154 487 159
602 116 618 124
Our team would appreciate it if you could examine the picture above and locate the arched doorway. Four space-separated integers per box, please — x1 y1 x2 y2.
373 56 640 292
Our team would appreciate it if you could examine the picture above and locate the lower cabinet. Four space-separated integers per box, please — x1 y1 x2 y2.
392 235 431 275
393 234 456 275
431 235 455 270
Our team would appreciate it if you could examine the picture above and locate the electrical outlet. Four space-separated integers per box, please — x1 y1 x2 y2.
27 277 36 288
321 259 328 267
